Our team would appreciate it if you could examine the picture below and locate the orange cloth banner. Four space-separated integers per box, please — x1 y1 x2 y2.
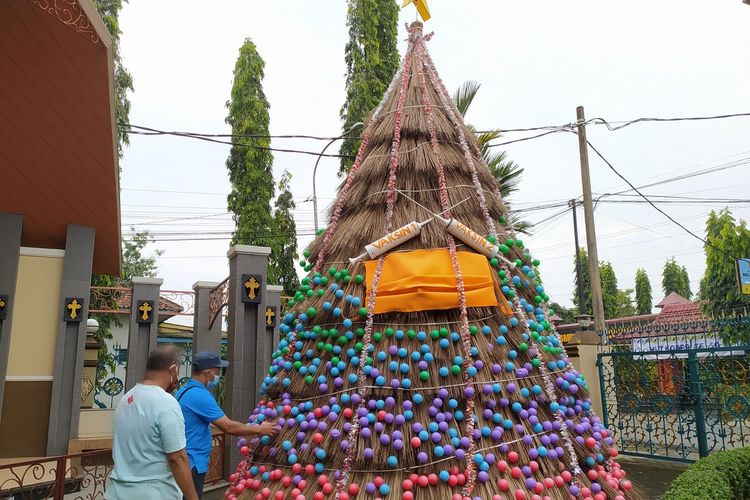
364 249 513 315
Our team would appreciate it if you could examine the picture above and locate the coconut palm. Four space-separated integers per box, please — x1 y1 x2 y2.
453 81 529 234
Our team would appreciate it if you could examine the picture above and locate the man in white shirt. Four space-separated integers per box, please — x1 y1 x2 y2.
107 346 198 500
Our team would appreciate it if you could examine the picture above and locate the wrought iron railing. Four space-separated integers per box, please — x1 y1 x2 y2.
0 437 225 499
208 278 229 328
88 286 131 314
205 430 226 485
600 314 750 352
597 313 750 462
160 290 196 316
0 449 113 499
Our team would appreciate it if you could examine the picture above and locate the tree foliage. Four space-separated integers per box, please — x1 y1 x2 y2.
635 268 653 315
339 0 399 175
548 302 578 324
121 229 163 280
453 81 528 234
699 209 750 317
226 38 276 253
599 262 620 319
572 248 592 316
270 171 300 296
615 289 637 318
90 0 133 386
573 249 634 319
662 257 692 299
92 0 133 157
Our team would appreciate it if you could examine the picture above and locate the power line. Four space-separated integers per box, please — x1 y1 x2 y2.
121 124 353 159
586 111 750 131
486 128 572 148
120 111 750 147
586 138 744 261
120 123 360 142
603 156 750 197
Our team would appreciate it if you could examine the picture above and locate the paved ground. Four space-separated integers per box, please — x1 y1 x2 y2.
618 456 689 499
204 483 228 500
205 458 689 500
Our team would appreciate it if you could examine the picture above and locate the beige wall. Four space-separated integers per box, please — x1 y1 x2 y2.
7 248 64 378
78 409 113 439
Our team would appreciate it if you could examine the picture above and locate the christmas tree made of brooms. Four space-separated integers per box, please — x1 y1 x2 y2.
227 23 635 500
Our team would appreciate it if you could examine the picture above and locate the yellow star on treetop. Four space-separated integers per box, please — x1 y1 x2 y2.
402 0 431 22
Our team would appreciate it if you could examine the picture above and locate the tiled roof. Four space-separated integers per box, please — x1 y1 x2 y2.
549 314 564 323
655 291 691 309
116 289 183 314
652 301 706 325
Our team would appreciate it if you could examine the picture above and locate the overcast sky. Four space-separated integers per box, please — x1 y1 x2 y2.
118 0 750 312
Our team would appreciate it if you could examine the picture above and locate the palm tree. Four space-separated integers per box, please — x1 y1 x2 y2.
453 81 529 234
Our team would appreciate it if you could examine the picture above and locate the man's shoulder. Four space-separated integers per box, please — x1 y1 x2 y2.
179 380 211 400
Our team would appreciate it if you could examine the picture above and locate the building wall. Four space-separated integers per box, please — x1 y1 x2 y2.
0 248 64 457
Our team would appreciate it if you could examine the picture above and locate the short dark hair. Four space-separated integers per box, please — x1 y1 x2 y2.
146 345 179 372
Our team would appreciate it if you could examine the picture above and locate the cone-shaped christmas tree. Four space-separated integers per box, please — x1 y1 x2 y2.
227 23 636 500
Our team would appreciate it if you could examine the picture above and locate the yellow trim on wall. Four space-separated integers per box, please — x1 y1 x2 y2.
7 253 64 377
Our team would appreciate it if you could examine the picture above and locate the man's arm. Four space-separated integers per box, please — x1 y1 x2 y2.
212 416 279 437
166 448 199 500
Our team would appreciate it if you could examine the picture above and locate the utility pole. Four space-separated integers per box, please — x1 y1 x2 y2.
570 199 586 311
576 106 607 339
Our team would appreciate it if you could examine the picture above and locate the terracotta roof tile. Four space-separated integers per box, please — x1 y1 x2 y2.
655 291 691 308
652 301 706 325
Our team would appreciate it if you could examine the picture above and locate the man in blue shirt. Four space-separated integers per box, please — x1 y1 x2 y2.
175 352 278 498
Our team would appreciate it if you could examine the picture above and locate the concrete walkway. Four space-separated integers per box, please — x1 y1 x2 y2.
618 456 689 499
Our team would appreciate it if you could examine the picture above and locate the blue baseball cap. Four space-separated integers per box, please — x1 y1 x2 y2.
193 352 229 370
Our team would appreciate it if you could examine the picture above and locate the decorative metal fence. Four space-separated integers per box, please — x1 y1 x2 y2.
205 431 226 486
0 435 226 499
0 449 113 499
597 315 750 462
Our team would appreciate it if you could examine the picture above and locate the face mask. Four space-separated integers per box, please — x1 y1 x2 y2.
166 364 178 393
207 372 222 390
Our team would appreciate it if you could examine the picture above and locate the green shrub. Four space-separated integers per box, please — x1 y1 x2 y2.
663 447 750 500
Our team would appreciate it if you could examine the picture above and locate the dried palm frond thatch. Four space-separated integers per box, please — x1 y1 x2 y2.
228 22 637 500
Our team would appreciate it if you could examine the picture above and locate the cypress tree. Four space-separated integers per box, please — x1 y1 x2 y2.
225 38 276 253
339 0 399 175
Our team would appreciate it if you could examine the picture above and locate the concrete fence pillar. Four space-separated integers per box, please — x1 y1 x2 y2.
570 330 606 419
0 213 23 426
192 281 222 356
224 245 270 477
125 277 163 391
47 224 95 455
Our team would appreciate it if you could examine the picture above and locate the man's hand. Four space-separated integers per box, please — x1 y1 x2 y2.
253 421 280 437
213 416 280 438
